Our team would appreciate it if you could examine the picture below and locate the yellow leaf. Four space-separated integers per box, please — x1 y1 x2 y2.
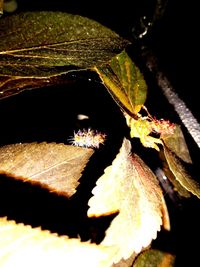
0 142 94 197
0 217 118 267
94 50 147 116
124 113 163 151
88 138 170 263
110 50 147 114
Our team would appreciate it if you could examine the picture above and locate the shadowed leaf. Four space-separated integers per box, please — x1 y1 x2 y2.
0 0 3 16
156 165 191 199
0 142 94 197
133 249 175 267
0 217 117 267
161 125 192 164
158 150 191 198
0 11 130 99
88 138 170 263
0 73 74 99
95 50 147 116
163 145 200 199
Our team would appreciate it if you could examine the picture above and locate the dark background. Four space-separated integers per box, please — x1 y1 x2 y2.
0 1 200 266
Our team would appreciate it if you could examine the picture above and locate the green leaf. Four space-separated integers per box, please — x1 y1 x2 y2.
158 166 191 199
133 249 175 267
161 125 192 164
95 50 147 116
163 145 200 199
0 11 130 98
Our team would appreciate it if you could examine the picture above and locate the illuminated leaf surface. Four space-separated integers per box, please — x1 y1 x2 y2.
163 145 200 199
95 50 147 116
88 138 170 263
124 113 163 151
0 11 129 98
0 142 94 197
125 113 192 160
0 217 117 267
133 249 175 267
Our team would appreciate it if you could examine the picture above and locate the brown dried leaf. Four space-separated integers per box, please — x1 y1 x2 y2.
88 138 170 263
0 142 94 197
0 217 117 267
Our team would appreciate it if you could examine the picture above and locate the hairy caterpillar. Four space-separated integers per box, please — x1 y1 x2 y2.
69 129 106 149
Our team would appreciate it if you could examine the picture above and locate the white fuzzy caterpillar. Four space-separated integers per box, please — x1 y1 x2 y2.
69 129 106 149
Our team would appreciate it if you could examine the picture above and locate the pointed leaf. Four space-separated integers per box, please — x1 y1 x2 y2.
133 249 175 267
88 138 170 263
95 50 147 116
158 150 191 198
163 145 200 199
110 50 147 114
0 142 94 197
0 217 117 267
161 125 192 164
0 11 130 98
